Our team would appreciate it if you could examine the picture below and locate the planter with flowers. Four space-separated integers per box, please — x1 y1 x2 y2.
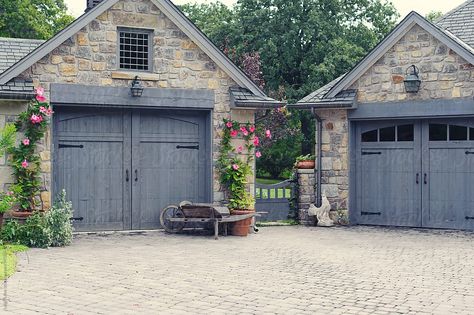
218 118 270 236
295 154 316 169
6 87 53 216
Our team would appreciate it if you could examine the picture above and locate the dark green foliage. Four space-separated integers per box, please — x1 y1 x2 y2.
426 11 443 23
257 134 303 178
46 190 73 247
0 0 74 40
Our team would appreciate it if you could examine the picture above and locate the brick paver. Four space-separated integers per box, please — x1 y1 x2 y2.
2 226 474 314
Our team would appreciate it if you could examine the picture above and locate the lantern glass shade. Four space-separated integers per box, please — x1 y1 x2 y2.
404 65 421 93
131 76 144 97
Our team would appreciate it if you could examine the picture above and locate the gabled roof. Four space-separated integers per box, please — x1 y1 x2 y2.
436 0 474 48
323 11 474 99
0 37 44 75
0 0 268 99
230 87 285 108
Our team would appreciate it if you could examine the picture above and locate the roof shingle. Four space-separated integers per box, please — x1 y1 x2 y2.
436 0 474 48
0 37 44 75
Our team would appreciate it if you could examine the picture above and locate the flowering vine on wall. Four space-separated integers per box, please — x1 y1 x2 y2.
8 87 53 211
218 118 271 210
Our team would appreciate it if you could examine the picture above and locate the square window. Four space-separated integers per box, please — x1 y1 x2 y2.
118 28 152 71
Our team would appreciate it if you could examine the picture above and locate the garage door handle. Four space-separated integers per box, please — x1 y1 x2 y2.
362 151 381 155
416 173 419 184
424 173 428 185
135 170 138 182
59 144 84 149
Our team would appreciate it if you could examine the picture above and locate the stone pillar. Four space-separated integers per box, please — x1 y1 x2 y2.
297 169 316 226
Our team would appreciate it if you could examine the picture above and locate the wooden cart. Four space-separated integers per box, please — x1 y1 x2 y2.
159 202 262 240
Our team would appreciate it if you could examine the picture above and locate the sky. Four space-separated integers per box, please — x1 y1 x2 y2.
65 0 467 18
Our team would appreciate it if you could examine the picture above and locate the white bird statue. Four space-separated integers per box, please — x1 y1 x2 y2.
307 192 334 227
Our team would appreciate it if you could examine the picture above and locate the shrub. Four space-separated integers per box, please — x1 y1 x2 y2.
0 191 74 248
45 190 73 247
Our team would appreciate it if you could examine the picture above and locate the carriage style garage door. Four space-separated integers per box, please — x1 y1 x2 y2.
356 119 474 230
53 107 210 231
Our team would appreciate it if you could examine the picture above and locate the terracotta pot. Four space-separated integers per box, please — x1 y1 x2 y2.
297 160 315 169
230 209 255 237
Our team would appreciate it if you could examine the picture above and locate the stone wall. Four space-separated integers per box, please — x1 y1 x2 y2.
351 24 474 102
10 0 255 206
297 169 316 225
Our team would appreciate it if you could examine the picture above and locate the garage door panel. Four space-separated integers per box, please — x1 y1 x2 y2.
56 141 126 231
425 147 474 229
359 148 420 226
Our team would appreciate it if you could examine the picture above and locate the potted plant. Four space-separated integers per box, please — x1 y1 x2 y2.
218 119 270 236
295 154 316 169
7 87 53 216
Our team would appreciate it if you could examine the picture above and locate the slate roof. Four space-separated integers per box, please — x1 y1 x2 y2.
0 37 44 75
436 0 474 48
230 87 286 108
0 37 44 99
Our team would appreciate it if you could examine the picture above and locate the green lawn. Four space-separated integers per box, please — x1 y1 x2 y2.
256 178 292 199
0 244 28 280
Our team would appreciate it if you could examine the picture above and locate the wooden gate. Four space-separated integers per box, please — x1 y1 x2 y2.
255 180 295 221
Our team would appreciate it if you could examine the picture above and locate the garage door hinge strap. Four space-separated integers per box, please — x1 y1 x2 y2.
59 144 84 149
176 145 199 150
361 211 382 216
362 152 382 155
466 216 474 220
465 151 474 155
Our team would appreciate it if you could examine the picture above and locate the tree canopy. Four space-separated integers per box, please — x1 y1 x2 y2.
0 0 74 40
181 0 399 177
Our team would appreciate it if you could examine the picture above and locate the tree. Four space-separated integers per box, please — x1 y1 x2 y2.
426 11 443 23
0 0 74 40
181 0 400 177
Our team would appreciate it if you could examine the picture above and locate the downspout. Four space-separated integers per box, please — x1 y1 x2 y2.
311 107 323 207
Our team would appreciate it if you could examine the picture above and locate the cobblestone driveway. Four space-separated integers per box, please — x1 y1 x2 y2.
2 226 474 314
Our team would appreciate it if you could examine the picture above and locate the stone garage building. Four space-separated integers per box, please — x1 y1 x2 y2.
0 0 281 231
295 6 474 230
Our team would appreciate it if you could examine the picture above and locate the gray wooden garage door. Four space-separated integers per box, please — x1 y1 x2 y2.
54 108 210 231
356 119 474 230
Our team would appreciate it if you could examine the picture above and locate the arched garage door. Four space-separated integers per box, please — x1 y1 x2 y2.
53 107 211 231
355 119 474 230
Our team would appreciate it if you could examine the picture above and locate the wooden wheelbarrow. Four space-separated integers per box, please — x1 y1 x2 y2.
159 202 263 240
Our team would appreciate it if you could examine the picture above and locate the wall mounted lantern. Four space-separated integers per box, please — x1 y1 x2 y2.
130 76 144 97
404 65 421 93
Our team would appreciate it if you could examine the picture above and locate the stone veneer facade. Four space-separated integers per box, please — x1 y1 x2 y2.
313 24 474 215
1 0 255 208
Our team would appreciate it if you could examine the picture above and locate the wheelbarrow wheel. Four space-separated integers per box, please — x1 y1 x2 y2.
160 205 185 233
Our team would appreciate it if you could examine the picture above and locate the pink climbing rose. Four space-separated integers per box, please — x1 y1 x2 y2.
249 125 255 133
230 130 238 137
240 126 248 136
21 160 29 168
22 138 30 146
35 87 46 102
253 136 260 146
237 146 243 153
226 121 233 128
30 114 43 124
265 130 272 139
256 151 262 158
232 164 239 171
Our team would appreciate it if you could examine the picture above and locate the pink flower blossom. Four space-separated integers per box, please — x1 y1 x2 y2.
30 114 43 124
249 126 255 133
232 164 239 171
256 151 262 158
253 136 260 146
36 95 47 102
237 146 243 153
39 106 47 113
46 108 54 116
226 121 233 128
230 130 238 137
22 138 30 146
6 191 13 196
35 87 44 97
21 160 29 168
240 126 248 136
265 130 272 139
